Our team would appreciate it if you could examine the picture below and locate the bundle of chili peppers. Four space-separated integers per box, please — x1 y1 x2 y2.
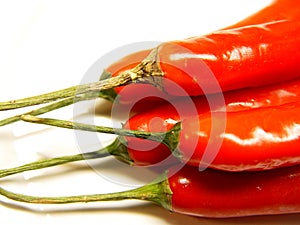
1 0 300 219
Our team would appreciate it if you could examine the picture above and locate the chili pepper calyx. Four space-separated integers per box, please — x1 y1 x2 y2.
98 70 118 102
143 170 173 210
162 122 182 152
108 137 134 165
129 48 164 90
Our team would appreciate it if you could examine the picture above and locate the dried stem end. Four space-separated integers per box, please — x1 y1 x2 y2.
87 47 164 93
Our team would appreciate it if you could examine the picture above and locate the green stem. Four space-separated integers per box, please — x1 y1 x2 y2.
0 90 114 127
0 97 73 127
0 48 163 111
21 115 181 151
0 171 172 210
0 85 76 111
0 75 125 111
98 70 118 101
0 138 131 179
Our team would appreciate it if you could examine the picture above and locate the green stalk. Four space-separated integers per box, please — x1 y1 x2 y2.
0 85 78 111
0 97 73 127
21 115 181 151
98 70 118 101
0 79 112 111
0 48 163 111
0 73 126 111
0 149 107 179
0 89 115 127
0 138 132 179
0 171 172 210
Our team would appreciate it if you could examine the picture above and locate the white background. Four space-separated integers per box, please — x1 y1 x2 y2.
1 0 300 224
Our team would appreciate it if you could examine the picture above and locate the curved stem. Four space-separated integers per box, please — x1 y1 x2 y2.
0 138 132 179
0 92 104 127
0 97 73 127
0 85 77 111
20 115 181 150
21 115 166 141
0 48 162 111
0 172 172 210
0 144 101 179
0 151 104 179
0 76 126 111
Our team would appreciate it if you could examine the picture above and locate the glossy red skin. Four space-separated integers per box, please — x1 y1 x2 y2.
109 0 300 98
125 79 300 170
169 165 300 218
179 102 300 171
210 78 300 112
159 19 300 96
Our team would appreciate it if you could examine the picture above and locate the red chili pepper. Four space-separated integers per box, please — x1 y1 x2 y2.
158 19 300 96
178 101 300 171
168 164 300 218
22 78 300 170
125 96 300 171
106 0 300 98
3 164 300 218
